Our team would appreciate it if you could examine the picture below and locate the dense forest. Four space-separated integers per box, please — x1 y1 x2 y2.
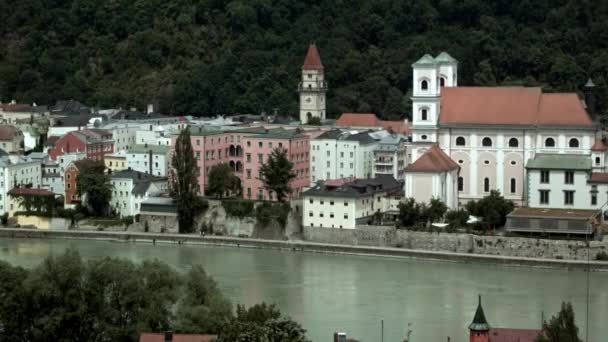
0 0 607 119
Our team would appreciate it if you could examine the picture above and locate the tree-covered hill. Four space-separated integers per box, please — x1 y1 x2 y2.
1 0 607 119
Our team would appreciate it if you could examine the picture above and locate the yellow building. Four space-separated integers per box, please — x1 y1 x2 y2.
105 150 127 172
7 187 55 217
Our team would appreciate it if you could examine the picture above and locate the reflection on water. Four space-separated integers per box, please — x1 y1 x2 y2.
0 238 607 342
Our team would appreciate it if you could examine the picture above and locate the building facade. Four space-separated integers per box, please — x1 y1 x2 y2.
299 43 327 124
0 125 24 153
49 129 114 161
0 155 42 214
126 145 170 177
372 134 408 181
110 169 167 217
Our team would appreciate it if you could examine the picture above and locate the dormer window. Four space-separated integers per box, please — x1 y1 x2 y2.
421 80 428 91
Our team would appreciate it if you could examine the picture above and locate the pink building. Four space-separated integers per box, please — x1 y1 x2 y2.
176 126 310 201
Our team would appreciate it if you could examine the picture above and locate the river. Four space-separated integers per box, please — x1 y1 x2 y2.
0 238 606 342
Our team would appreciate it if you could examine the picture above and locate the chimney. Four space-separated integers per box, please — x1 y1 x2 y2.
164 331 173 342
584 78 596 117
147 104 154 114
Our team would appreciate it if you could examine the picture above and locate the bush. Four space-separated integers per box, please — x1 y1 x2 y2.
1 213 8 225
596 251 608 261
121 216 134 227
222 199 254 218
446 209 469 228
255 202 291 228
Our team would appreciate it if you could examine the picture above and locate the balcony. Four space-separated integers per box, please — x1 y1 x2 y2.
298 81 328 92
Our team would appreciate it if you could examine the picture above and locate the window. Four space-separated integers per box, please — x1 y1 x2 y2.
319 212 324 218
258 154 263 163
326 161 330 168
510 160 517 166
421 135 427 140
440 77 445 87
456 137 466 146
483 160 490 165
421 80 428 90
421 109 428 121
350 152 354 158
564 191 574 205
330 213 334 218
483 178 490 192
309 199 313 204
540 170 550 183
458 177 464 191
340 152 344 157
596 157 601 165
344 201 348 206
340 162 344 168
246 153 251 162
508 138 519 148
258 142 263 148
320 200 324 205
330 201 334 205
545 138 555 147
569 138 579 148
565 171 574 184
540 190 549 204
309 212 313 217
246 169 251 179
350 163 354 169
592 194 598 206
269 142 273 148
482 137 492 147
247 141 251 147
510 178 516 193
344 214 348 219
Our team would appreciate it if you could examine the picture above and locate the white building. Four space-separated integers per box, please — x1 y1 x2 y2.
299 43 327 124
108 124 139 151
110 169 168 217
404 145 460 209
372 134 409 181
302 175 402 229
310 130 377 184
0 126 24 153
0 155 42 214
126 145 170 176
408 52 597 205
135 126 172 146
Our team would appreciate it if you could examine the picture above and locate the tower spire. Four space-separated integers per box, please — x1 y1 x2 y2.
302 43 324 70
469 295 490 331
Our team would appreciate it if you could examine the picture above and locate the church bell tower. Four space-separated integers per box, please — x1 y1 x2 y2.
299 43 327 124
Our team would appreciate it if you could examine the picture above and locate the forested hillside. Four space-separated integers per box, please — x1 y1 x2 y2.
0 0 607 119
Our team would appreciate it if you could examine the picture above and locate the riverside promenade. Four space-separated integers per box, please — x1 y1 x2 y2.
1 228 607 271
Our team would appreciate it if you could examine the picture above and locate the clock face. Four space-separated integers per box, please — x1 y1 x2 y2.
306 97 312 103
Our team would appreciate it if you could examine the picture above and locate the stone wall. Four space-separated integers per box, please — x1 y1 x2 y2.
303 226 608 261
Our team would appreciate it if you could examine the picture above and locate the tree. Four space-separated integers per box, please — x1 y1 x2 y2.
424 198 447 223
76 160 112 216
397 198 420 227
259 148 296 202
466 190 514 230
216 303 309 342
206 163 241 199
170 127 200 233
535 302 582 342
307 117 322 126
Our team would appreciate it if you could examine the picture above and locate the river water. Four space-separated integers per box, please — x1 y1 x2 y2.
0 238 606 342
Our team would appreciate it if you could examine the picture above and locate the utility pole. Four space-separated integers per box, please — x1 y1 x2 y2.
381 319 384 342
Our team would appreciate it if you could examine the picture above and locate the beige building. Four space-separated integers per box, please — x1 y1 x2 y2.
105 150 127 172
0 125 24 153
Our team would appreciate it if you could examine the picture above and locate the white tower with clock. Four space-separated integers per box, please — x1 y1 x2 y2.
299 43 327 124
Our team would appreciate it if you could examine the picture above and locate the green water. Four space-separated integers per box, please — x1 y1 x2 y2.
0 238 606 342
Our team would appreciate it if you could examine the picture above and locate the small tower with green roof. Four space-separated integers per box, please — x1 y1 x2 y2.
469 295 490 342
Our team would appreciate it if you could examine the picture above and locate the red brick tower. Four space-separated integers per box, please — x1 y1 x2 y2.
469 295 490 342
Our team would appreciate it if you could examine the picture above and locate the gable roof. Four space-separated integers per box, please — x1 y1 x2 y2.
404 145 459 173
440 87 594 128
412 54 437 66
588 172 608 184
336 113 410 134
302 43 323 70
435 51 457 64
591 139 608 151
525 154 591 171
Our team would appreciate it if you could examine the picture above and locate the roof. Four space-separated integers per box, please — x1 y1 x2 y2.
303 175 401 199
138 333 216 342
46 136 60 146
302 43 323 70
591 139 608 151
439 87 594 128
525 154 591 171
0 125 21 140
469 295 490 331
128 144 170 155
434 51 457 64
8 187 54 196
412 54 437 66
335 113 410 134
111 169 163 182
507 207 599 220
71 129 112 144
404 145 459 173
589 172 608 184
315 129 345 140
248 127 304 139
379 120 410 134
488 328 541 342
345 131 376 144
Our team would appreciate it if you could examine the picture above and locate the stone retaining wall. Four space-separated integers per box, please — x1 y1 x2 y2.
303 226 608 261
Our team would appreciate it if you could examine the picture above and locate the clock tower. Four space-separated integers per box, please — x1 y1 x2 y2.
299 43 327 124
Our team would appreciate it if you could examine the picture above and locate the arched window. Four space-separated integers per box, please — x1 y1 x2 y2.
458 177 464 191
508 138 519 148
482 137 492 147
421 80 428 91
510 178 516 193
483 178 490 192
456 136 466 146
569 138 579 148
545 137 555 147
440 77 446 87
421 108 428 121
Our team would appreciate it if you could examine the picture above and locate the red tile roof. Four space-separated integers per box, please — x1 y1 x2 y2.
0 103 32 111
588 172 608 184
489 328 541 342
440 87 593 127
379 120 411 135
138 333 216 342
8 187 54 196
0 125 20 140
302 43 323 70
336 113 411 134
591 139 608 151
405 145 459 172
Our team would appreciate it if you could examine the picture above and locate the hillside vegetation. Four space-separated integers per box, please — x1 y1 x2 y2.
0 0 606 118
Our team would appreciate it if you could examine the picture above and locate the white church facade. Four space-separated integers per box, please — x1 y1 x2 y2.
407 52 601 207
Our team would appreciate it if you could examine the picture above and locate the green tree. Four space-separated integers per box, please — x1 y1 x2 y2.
307 117 322 126
425 198 448 223
76 160 112 216
535 302 582 342
397 198 420 228
466 190 514 229
206 163 241 198
259 148 296 202
170 127 200 233
216 303 309 342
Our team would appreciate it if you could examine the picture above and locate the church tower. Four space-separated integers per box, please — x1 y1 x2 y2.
299 43 327 124
469 295 490 342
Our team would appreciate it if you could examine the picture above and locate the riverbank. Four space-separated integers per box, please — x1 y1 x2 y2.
1 228 607 271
